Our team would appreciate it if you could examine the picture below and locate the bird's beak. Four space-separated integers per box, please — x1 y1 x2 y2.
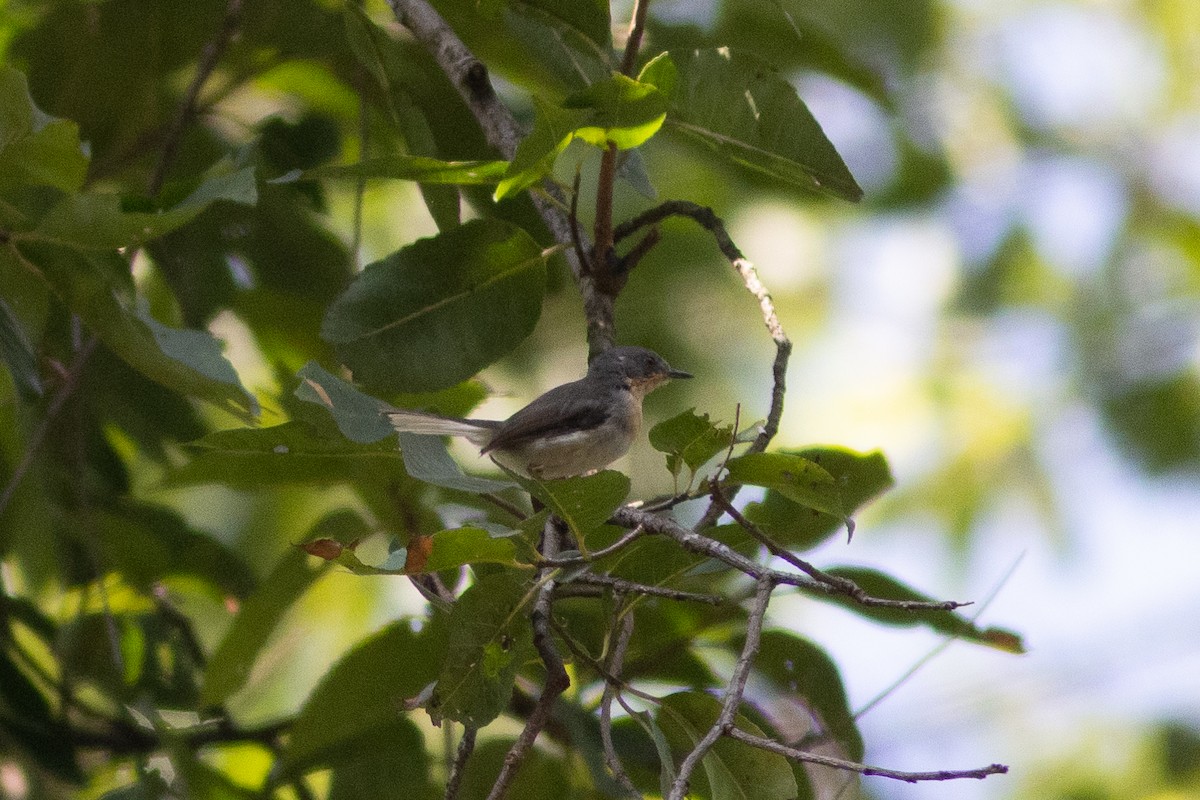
668 368 693 380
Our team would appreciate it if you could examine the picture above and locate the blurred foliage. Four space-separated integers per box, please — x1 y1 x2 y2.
0 0 1196 798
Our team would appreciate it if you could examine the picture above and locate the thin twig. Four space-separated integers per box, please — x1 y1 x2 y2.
444 726 477 800
148 0 246 196
537 525 645 566
566 573 723 605
481 491 529 522
667 575 774 800
484 518 570 800
725 727 1008 783
600 611 641 798
611 507 968 612
0 334 98 519
619 0 652 76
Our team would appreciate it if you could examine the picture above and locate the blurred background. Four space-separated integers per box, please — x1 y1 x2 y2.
4 0 1199 797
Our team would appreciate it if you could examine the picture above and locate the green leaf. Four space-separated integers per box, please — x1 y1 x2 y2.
649 408 734 476
751 631 863 760
396 433 515 494
641 48 862 201
725 451 845 519
511 469 631 542
168 422 410 488
0 66 87 195
283 620 447 773
0 649 82 782
0 296 42 399
298 156 508 185
294 361 394 444
327 718 436 800
495 77 666 200
805 567 1026 653
453 738 571 800
28 166 257 250
562 73 668 149
495 96 586 200
4 245 257 420
431 571 534 727
321 219 548 392
657 692 797 800
200 519 359 707
517 0 610 49
307 526 519 575
743 447 893 551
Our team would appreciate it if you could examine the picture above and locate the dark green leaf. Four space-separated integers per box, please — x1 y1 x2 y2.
641 49 862 201
199 528 352 707
8 245 258 420
725 452 845 519
743 447 892 551
397 433 516 493
454 737 571 800
649 408 734 476
284 620 447 773
0 649 82 782
0 296 42 398
431 571 534 727
327 718 436 800
657 691 797 800
294 361 393 444
751 631 863 760
168 422 410 489
805 567 1026 653
0 66 88 195
561 73 668 149
516 0 610 49
511 469 630 541
321 219 548 392
28 166 257 250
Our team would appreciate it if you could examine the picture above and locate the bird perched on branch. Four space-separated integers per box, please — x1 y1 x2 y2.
383 346 691 479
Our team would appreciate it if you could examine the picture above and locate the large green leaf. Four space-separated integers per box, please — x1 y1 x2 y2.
751 631 863 760
283 620 447 773
304 526 520 575
805 567 1026 653
431 571 534 727
1 245 257 420
649 408 734 478
725 452 845 519
640 49 862 201
321 219 548 392
0 66 87 196
657 692 797 800
742 447 892 551
512 469 631 543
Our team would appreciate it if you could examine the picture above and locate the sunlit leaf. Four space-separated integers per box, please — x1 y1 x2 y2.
641 49 861 200
304 526 519 575
649 408 734 476
431 571 534 727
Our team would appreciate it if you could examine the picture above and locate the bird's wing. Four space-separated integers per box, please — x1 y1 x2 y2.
481 380 612 455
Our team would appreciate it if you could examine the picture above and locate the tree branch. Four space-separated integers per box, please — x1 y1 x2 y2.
386 0 615 352
600 611 641 798
484 517 570 800
444 726 477 800
148 0 246 196
724 727 1008 783
667 575 774 800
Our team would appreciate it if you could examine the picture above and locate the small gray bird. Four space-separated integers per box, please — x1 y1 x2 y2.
383 346 691 479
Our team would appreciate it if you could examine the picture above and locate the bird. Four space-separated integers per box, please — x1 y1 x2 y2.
383 346 691 479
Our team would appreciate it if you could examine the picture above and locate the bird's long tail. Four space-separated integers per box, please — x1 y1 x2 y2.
383 409 498 448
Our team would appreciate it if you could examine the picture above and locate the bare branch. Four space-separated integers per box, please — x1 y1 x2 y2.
725 727 1009 783
484 518 571 800
444 726 478 800
600 612 641 798
567 573 724 605
149 0 246 196
619 0 652 76
667 575 774 800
